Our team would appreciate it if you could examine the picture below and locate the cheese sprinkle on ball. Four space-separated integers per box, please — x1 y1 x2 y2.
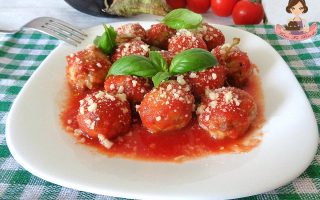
77 91 132 141
66 45 112 91
138 80 194 133
197 87 257 140
184 65 227 98
116 23 146 43
168 29 208 54
111 40 149 62
104 75 151 104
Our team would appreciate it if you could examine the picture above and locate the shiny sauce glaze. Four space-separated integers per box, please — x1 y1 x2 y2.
61 73 265 162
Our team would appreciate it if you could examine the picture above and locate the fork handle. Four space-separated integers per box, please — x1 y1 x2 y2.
0 29 19 34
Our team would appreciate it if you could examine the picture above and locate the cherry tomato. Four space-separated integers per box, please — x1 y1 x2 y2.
166 0 186 9
232 0 264 25
211 0 238 17
187 0 211 14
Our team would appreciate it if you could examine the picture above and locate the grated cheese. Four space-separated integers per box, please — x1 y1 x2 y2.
96 63 102 68
116 93 127 102
95 91 105 99
166 84 172 91
132 80 137 87
209 101 217 108
224 91 233 104
177 29 193 37
109 84 115 90
98 134 113 149
74 129 83 137
140 44 149 52
234 98 241 106
118 85 124 93
156 116 161 121
211 73 217 80
104 93 116 101
90 121 95 130
176 75 186 85
79 106 85 115
189 72 197 78
87 103 97 112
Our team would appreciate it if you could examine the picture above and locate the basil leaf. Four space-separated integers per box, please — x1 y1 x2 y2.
149 51 168 72
162 9 203 30
94 24 117 55
152 72 171 87
108 55 158 77
169 48 218 75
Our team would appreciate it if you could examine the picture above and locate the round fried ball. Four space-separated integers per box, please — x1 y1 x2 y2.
111 40 149 62
168 29 207 54
185 65 226 98
66 45 111 90
104 75 151 104
138 80 194 133
197 87 257 139
212 43 253 87
116 23 146 43
145 23 176 49
194 23 225 51
77 91 131 139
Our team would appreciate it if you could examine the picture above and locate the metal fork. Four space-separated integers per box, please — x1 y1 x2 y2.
0 17 87 46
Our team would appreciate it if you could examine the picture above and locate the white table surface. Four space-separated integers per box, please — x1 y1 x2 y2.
0 0 233 30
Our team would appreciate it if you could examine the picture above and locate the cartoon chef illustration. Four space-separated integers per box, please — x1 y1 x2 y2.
284 0 309 35
275 0 317 41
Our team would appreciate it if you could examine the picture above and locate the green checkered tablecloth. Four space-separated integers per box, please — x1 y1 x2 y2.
0 24 319 200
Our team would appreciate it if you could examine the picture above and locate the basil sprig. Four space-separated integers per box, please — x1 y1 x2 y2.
108 55 158 77
107 48 217 87
94 24 117 55
149 51 168 72
162 9 203 30
152 72 171 87
170 49 218 75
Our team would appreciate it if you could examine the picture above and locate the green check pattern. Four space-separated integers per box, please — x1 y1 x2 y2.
1 24 320 199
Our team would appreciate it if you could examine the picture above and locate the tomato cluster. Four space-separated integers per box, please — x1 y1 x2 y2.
166 0 264 25
65 21 258 149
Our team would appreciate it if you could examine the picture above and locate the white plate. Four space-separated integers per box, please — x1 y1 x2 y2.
6 22 319 199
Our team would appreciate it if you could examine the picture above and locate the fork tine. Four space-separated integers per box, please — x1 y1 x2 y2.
36 26 79 46
45 23 85 42
47 18 88 37
47 21 86 41
23 17 88 46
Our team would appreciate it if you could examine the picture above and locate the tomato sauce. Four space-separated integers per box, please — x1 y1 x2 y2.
60 73 265 162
